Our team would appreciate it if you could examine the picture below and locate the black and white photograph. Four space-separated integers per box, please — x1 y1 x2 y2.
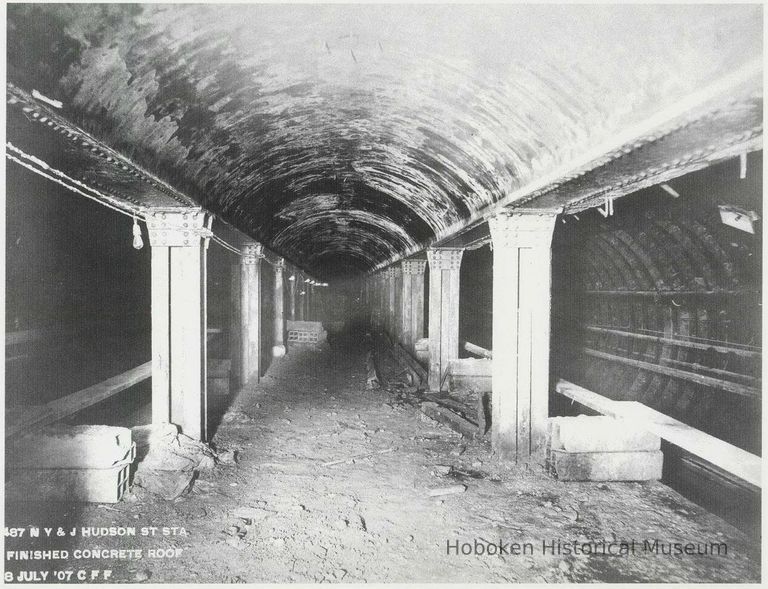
3 2 763 584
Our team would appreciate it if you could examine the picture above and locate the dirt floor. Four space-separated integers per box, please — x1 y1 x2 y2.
5 332 760 583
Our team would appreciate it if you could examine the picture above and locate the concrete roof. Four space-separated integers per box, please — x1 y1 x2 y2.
6 4 763 278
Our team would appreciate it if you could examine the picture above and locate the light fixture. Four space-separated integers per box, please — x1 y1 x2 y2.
718 205 760 234
132 216 144 250
660 183 680 198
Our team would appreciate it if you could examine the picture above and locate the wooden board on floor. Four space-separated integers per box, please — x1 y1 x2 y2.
421 401 477 438
555 379 761 488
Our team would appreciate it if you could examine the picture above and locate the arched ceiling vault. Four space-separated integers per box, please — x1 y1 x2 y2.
6 4 763 280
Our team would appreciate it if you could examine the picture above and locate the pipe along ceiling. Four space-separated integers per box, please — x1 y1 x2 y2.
6 4 763 280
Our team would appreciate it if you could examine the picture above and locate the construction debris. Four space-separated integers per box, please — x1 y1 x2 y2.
322 447 394 467
365 350 380 389
131 423 219 500
420 401 477 438
427 484 467 497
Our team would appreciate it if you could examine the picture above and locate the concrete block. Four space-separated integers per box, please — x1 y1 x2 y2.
286 320 324 333
550 449 663 481
8 425 133 469
448 358 492 392
549 415 660 453
414 338 430 363
6 460 132 503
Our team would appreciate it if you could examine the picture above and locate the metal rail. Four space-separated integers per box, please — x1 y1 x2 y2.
584 325 761 359
583 347 760 399
581 289 759 298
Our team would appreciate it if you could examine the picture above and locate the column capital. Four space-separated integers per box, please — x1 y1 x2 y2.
146 209 211 247
427 248 464 271
488 211 558 249
274 257 286 271
242 242 265 265
401 259 427 275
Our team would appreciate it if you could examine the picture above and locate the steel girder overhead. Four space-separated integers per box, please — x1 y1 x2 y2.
6 4 763 279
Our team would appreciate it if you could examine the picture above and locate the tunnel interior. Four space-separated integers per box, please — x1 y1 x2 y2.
551 153 762 455
3 4 763 583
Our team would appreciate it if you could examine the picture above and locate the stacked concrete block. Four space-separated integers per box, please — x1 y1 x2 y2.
547 416 662 481
286 320 328 345
6 425 136 503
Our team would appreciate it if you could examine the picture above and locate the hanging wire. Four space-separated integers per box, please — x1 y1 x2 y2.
6 146 146 221
132 214 144 250
7 142 321 270
7 141 249 257
209 233 243 256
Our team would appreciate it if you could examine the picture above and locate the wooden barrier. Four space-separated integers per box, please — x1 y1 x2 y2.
6 362 152 438
555 379 761 489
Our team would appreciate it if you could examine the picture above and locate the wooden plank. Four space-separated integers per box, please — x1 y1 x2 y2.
463 341 493 359
583 347 760 398
394 343 428 383
421 401 477 438
448 358 492 377
6 328 45 346
555 379 625 417
555 379 761 488
6 362 152 438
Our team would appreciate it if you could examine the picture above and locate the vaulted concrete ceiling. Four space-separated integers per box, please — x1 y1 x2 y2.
6 4 763 279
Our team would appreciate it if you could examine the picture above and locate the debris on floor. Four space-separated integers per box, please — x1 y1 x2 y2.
3 334 760 583
131 423 218 500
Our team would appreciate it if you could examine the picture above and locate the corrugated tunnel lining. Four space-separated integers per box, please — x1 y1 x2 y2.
5 4 763 278
552 157 762 454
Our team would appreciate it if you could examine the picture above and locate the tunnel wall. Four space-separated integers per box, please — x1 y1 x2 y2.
551 152 762 454
5 165 152 406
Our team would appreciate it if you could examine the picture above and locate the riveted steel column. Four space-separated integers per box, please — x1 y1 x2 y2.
401 259 427 351
240 242 264 385
273 258 286 357
426 248 464 391
147 209 211 441
288 270 297 321
489 211 557 463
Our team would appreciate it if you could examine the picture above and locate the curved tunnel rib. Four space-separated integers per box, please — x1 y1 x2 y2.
6 3 763 279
